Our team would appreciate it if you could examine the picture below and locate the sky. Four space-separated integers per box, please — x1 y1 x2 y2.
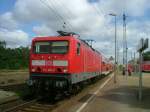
0 0 150 62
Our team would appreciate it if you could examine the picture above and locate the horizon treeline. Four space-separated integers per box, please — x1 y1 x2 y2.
0 41 150 70
0 41 29 69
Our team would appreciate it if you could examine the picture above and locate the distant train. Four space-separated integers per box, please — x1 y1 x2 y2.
142 61 150 72
28 31 113 98
127 60 150 73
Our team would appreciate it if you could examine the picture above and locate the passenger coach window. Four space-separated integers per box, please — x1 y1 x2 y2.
77 43 80 55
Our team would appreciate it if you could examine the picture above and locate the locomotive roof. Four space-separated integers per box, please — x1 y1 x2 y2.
32 36 74 41
32 36 101 55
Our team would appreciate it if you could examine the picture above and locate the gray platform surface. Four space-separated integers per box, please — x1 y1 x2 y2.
79 73 150 112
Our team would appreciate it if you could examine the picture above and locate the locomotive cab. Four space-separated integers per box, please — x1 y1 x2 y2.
28 37 73 92
31 40 69 73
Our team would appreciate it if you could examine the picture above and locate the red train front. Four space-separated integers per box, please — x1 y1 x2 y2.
28 32 104 97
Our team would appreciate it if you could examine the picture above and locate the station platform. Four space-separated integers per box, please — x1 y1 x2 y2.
0 90 19 105
75 72 150 112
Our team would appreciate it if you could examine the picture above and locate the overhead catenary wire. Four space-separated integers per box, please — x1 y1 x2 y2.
90 3 118 59
91 3 116 44
52 0 74 28
39 0 65 30
91 3 111 27
39 0 72 31
51 0 108 37
53 0 89 34
39 0 115 59
46 0 73 31
51 0 102 40
40 0 93 44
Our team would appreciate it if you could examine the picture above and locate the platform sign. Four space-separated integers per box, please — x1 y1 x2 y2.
143 38 149 50
137 38 148 52
137 38 143 52
137 38 149 101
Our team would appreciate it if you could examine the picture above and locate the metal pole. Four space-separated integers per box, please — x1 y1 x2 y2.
139 51 142 100
125 14 127 77
109 13 117 83
134 52 137 73
126 47 128 77
137 38 148 101
114 16 117 83
123 14 125 66
123 13 128 77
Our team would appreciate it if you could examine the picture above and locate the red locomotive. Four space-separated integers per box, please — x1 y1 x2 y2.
28 31 112 98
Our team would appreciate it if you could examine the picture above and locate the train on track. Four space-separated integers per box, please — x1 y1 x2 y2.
28 31 113 98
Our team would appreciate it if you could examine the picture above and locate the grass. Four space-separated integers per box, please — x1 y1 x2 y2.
0 69 29 72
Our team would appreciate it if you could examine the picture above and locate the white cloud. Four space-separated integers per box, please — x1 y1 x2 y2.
0 0 150 59
97 0 150 17
0 28 29 48
0 12 19 30
13 0 53 22
33 24 56 36
93 41 114 56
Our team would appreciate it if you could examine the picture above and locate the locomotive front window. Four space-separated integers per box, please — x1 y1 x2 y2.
34 42 49 53
51 41 68 54
34 41 68 54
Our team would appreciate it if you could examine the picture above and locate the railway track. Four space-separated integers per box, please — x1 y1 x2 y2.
2 99 57 112
0 74 111 112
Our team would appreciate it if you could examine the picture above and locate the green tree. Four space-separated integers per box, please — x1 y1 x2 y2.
0 41 30 69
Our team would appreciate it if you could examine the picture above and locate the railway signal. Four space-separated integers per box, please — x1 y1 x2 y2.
137 38 149 101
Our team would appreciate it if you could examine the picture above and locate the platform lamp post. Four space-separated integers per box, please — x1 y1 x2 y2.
109 13 117 83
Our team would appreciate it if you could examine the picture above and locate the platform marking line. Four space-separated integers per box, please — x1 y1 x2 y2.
76 74 114 112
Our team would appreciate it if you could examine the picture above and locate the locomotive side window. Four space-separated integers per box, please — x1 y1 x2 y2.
77 43 80 55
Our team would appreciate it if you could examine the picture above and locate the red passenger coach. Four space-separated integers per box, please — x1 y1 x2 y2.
28 31 103 96
101 57 113 75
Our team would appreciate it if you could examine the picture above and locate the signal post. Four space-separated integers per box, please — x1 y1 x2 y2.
137 38 148 101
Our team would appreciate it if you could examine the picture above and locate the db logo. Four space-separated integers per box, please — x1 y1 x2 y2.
46 61 53 66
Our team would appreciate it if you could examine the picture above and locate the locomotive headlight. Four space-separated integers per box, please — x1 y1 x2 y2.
63 69 68 73
31 68 36 72
48 56 51 59
53 60 68 66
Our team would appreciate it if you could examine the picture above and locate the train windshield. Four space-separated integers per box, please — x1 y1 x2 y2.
34 41 69 54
